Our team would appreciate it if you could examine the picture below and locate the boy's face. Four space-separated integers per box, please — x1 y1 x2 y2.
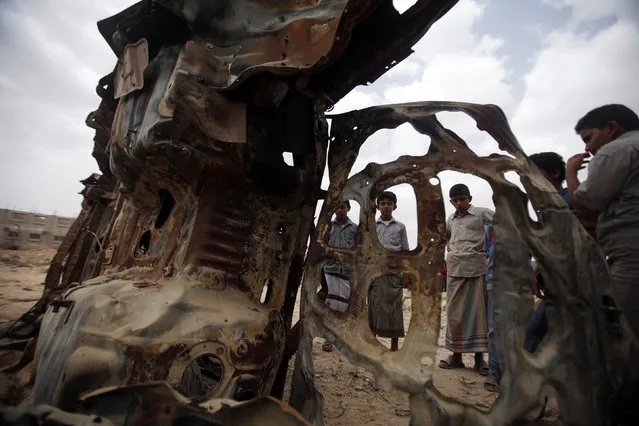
335 203 350 220
377 199 395 218
450 195 471 214
539 169 561 187
579 123 620 154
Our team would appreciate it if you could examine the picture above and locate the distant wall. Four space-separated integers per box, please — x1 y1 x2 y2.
0 209 75 249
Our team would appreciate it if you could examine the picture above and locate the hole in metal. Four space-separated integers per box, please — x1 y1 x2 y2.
180 354 224 401
260 279 273 304
155 189 175 229
136 230 151 255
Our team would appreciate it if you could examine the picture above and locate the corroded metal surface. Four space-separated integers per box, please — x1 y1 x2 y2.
291 102 639 425
5 0 638 424
2 382 310 426
0 0 460 417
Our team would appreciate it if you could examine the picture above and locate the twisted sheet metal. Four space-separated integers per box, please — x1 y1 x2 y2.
291 101 639 425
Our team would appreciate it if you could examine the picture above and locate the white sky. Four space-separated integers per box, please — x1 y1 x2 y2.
1 0 638 247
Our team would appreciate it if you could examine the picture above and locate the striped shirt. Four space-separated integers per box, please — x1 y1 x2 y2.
324 218 357 277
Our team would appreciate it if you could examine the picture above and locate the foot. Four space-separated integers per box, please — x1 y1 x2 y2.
484 373 500 392
322 342 333 352
390 338 399 352
439 354 464 369
474 358 489 376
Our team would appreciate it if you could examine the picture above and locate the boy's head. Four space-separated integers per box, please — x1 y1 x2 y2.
449 184 471 215
334 200 351 221
575 104 639 154
376 191 397 219
529 152 566 189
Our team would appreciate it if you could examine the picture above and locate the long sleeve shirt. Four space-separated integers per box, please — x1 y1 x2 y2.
574 130 639 261
446 205 494 277
323 218 358 277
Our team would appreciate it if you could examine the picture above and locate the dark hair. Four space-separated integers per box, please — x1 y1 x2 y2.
377 191 397 204
338 200 351 209
529 152 566 182
575 104 639 133
449 183 470 198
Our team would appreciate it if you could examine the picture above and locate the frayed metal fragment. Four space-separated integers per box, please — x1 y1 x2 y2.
292 101 639 425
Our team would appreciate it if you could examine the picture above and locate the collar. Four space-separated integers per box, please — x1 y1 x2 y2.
600 130 639 154
617 130 639 142
332 218 355 227
376 216 396 224
452 204 478 219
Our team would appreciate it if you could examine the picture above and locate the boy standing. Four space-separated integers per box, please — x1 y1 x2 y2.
322 200 358 351
368 191 410 352
483 222 501 391
567 104 639 340
440 184 493 374
524 152 573 354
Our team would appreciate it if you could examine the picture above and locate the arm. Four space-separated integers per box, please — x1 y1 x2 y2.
400 224 410 251
568 151 630 213
483 224 492 253
566 152 596 210
484 208 495 224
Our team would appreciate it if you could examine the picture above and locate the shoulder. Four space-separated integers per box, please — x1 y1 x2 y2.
478 206 494 215
469 206 494 218
598 131 639 157
394 220 407 229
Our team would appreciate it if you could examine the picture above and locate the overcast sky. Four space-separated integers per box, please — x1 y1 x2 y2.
1 0 638 246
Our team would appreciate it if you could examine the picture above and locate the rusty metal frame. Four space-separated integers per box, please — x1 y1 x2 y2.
4 0 639 425
291 101 639 425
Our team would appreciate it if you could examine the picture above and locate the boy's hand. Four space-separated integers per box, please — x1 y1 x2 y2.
567 152 590 174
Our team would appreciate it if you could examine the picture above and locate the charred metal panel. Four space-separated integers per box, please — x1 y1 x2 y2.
25 0 639 424
292 102 639 425
5 383 310 425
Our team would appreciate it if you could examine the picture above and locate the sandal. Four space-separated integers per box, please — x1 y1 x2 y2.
439 355 465 369
474 358 489 376
484 373 500 392
322 342 334 352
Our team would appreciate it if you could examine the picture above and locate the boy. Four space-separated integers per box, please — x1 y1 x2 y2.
523 152 573 354
440 184 493 374
529 152 571 206
322 200 358 351
483 222 501 391
483 153 572 393
368 191 410 352
566 104 639 340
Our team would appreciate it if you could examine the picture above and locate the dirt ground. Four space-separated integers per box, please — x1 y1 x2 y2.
284 295 557 425
0 245 54 330
0 245 557 424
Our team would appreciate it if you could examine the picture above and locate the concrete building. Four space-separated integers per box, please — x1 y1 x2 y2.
0 209 76 249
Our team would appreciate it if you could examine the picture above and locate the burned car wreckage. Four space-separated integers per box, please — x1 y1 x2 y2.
1 0 639 425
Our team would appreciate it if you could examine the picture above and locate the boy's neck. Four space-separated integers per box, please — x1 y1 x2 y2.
335 216 349 224
455 206 470 217
380 215 393 221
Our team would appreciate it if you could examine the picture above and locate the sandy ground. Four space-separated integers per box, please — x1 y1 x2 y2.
0 245 557 424
0 245 54 329
284 294 557 425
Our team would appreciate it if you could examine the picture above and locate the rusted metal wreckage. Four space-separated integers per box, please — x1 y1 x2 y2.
1 0 638 425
